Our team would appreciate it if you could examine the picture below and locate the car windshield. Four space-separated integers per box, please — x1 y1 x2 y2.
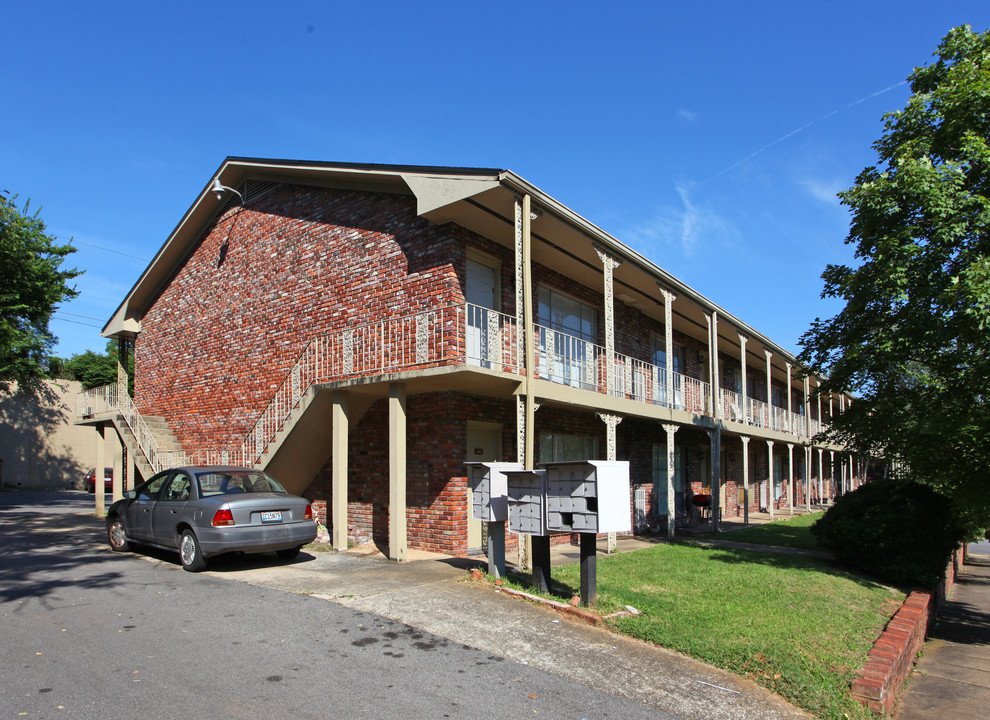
195 470 287 497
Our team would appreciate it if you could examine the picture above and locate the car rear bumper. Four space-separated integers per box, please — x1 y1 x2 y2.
196 522 318 557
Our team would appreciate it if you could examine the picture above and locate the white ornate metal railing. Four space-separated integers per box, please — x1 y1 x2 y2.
241 304 490 463
79 301 829 472
534 324 711 415
78 382 190 474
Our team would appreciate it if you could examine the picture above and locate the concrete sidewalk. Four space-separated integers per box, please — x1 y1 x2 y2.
893 550 990 719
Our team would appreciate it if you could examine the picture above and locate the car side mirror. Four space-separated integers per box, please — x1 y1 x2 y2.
124 490 136 500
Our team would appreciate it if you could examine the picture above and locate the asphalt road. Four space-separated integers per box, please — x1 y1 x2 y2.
0 491 675 720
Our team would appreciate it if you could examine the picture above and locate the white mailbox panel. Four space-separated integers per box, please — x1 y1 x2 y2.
464 462 520 522
505 469 548 536
541 460 631 534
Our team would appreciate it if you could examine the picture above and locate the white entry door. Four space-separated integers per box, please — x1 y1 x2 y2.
466 258 496 367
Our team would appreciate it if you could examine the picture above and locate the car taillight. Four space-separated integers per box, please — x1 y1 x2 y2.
303 503 313 520
212 505 235 526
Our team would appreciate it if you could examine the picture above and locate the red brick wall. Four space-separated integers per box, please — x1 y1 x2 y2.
303 391 516 554
134 185 466 453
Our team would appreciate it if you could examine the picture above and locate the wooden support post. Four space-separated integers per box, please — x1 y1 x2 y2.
531 535 551 594
580 532 597 606
487 521 506 579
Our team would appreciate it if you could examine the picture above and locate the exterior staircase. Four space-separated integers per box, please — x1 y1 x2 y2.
110 412 186 484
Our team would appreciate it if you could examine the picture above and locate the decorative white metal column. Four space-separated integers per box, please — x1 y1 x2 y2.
705 311 722 532
596 245 622 552
659 285 676 409
662 423 678 538
738 334 748 424
787 442 795 514
766 440 775 518
785 360 793 434
600 413 622 552
595 245 622 397
741 436 750 525
817 447 825 505
828 450 842 502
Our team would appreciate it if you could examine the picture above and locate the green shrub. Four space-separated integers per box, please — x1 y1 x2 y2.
811 478 961 589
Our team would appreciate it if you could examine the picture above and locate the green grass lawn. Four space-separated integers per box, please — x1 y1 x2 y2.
713 511 825 550
514 539 903 720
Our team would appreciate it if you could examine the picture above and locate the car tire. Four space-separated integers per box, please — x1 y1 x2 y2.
107 516 130 552
179 530 207 572
276 546 301 560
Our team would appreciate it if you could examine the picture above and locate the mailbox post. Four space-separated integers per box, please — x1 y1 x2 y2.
504 468 551 592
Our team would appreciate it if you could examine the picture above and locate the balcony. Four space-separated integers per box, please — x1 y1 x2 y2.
79 303 825 470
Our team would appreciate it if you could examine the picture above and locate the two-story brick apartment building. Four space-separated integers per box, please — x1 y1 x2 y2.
79 158 862 560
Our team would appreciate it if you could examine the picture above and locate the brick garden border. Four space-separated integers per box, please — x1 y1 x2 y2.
851 546 965 714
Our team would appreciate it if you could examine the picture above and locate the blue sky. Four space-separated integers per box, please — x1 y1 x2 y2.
3 1 987 360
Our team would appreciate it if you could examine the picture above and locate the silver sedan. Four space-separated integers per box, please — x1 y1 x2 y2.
105 466 318 572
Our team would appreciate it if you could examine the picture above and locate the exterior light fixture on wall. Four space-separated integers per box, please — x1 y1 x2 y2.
210 178 245 204
210 178 245 269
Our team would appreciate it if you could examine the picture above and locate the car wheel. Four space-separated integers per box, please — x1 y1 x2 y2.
179 530 207 572
107 517 130 552
276 546 301 560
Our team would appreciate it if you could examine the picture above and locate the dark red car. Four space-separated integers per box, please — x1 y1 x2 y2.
85 467 114 493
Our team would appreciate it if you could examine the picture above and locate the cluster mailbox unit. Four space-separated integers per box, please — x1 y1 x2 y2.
465 461 521 578
505 468 549 536
466 459 631 599
465 461 518 523
543 460 631 534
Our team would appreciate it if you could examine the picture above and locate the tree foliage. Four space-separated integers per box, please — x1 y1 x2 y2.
62 340 129 390
812 478 962 589
0 191 79 393
799 26 990 537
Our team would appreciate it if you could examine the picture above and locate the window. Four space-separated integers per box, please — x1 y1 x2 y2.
466 256 500 368
196 470 287 497
162 471 192 501
539 433 597 464
537 287 596 388
136 470 172 500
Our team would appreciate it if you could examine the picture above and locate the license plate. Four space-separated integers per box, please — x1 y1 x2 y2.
260 511 282 523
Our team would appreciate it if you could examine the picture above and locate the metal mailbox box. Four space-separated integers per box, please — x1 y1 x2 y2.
505 469 548 536
541 460 631 534
464 461 520 522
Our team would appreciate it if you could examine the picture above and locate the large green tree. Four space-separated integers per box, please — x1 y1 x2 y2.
0 191 80 393
799 26 990 536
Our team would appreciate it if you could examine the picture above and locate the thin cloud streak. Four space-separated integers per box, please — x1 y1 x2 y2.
702 81 908 184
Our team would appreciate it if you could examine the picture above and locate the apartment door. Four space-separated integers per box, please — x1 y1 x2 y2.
466 258 496 367
466 423 500 552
